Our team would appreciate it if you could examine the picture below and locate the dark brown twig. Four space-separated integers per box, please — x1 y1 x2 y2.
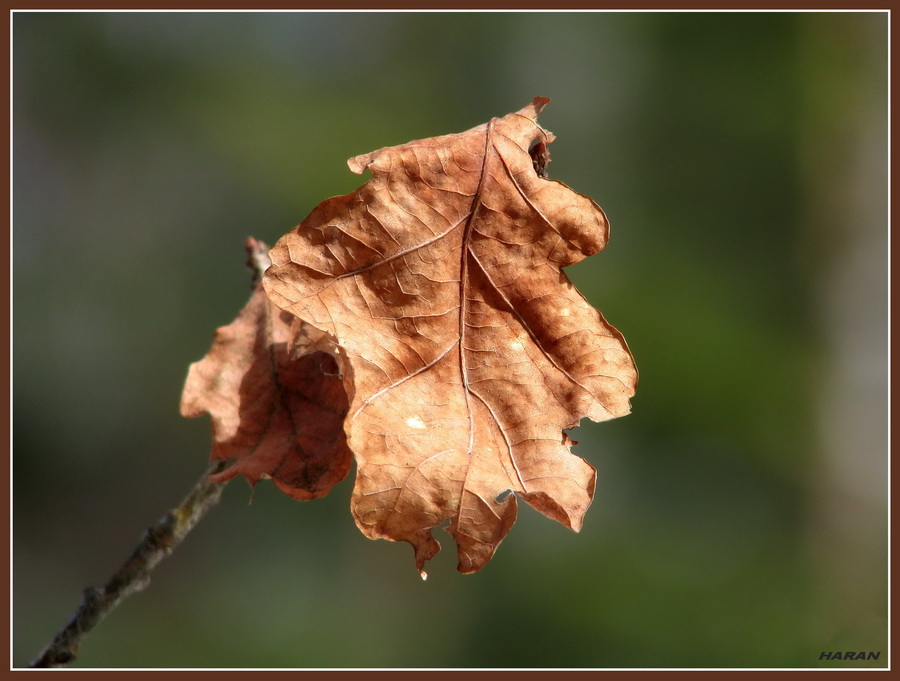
28 459 229 668
29 239 271 668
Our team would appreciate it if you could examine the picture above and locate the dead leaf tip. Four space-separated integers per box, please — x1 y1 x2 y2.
522 96 550 120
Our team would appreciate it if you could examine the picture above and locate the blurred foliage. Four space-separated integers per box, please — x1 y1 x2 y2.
13 11 887 669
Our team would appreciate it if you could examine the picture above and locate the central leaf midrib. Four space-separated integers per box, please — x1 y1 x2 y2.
455 118 496 500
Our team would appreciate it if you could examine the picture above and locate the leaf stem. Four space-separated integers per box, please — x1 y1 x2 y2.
28 459 229 668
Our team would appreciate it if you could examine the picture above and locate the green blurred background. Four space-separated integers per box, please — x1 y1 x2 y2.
13 11 888 669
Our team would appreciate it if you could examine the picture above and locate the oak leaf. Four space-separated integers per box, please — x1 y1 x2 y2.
262 98 637 575
181 238 352 501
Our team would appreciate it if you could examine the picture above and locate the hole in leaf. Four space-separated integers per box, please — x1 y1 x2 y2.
528 140 550 178
495 489 513 503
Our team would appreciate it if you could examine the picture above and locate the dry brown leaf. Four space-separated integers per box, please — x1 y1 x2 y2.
181 238 352 501
263 97 637 575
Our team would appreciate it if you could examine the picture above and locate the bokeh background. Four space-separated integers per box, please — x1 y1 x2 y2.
13 11 888 669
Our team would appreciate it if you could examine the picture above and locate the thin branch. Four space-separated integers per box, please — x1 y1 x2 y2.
28 459 229 668
29 238 270 668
